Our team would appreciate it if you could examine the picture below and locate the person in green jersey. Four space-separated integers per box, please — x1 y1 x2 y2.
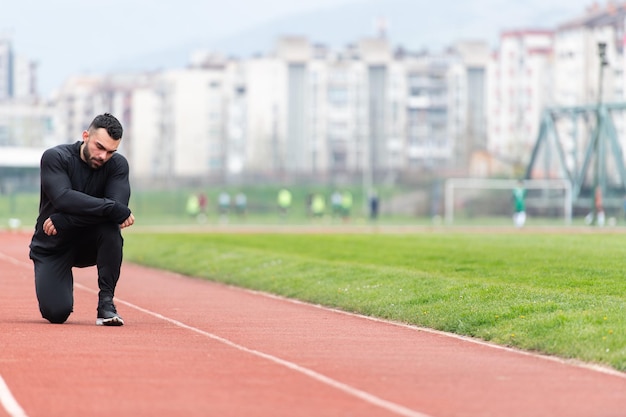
277 188 292 218
512 180 527 228
341 191 353 222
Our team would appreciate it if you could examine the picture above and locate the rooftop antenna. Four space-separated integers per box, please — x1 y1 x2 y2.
375 16 388 39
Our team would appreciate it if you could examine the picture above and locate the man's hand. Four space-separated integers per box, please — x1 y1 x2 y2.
120 213 135 229
43 217 57 236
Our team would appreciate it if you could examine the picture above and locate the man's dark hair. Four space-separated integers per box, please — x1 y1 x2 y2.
89 113 123 140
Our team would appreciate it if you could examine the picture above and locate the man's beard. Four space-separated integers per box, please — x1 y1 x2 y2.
83 142 104 169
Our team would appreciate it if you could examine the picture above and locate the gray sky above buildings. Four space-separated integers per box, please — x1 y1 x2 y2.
2 0 594 97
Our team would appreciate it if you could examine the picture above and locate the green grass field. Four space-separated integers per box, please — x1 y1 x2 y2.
123 229 626 372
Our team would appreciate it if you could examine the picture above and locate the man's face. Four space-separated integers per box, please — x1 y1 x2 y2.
81 128 119 169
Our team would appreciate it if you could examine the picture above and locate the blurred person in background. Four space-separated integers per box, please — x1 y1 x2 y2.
235 192 247 218
594 185 605 227
331 190 343 218
369 190 379 221
198 192 208 219
341 191 353 222
29 113 134 326
278 188 292 219
311 193 326 219
512 180 527 228
186 194 200 218
218 191 231 223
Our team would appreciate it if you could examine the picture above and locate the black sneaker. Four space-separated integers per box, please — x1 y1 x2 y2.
96 298 124 326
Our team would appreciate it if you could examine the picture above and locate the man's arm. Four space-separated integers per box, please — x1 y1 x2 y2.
41 149 132 232
43 212 134 236
41 148 127 219
104 156 131 207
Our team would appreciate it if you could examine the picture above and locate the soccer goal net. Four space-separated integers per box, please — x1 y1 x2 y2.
444 178 572 225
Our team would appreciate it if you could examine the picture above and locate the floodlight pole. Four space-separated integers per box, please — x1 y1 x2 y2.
591 42 609 226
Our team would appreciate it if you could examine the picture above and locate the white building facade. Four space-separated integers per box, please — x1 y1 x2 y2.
486 29 554 170
1 33 486 185
120 35 476 184
0 37 38 102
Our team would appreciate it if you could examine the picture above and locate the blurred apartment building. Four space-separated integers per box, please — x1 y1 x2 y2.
0 37 55 192
485 2 626 177
4 3 626 186
486 29 554 171
0 37 53 147
0 36 38 101
54 74 135 156
48 35 486 185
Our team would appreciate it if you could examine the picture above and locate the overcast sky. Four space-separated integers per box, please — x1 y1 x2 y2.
2 0 595 96
2 0 362 95
3 0 357 50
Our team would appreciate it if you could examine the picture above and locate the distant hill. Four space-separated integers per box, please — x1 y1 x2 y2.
107 0 588 74
29 0 587 97
206 0 586 54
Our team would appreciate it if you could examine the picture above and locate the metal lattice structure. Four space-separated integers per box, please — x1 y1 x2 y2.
525 102 626 217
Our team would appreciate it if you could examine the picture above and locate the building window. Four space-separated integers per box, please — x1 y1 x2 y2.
328 87 348 107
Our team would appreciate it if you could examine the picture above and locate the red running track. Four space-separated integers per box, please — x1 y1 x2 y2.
1 230 626 417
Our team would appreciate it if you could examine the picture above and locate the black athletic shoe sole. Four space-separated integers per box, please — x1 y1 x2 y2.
96 316 124 326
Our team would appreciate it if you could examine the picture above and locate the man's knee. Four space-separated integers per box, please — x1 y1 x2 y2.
40 304 72 324
33 255 74 323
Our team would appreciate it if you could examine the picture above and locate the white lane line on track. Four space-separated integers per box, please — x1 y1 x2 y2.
76 281 434 417
0 375 29 417
0 253 31 417
0 252 28 268
0 252 431 417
